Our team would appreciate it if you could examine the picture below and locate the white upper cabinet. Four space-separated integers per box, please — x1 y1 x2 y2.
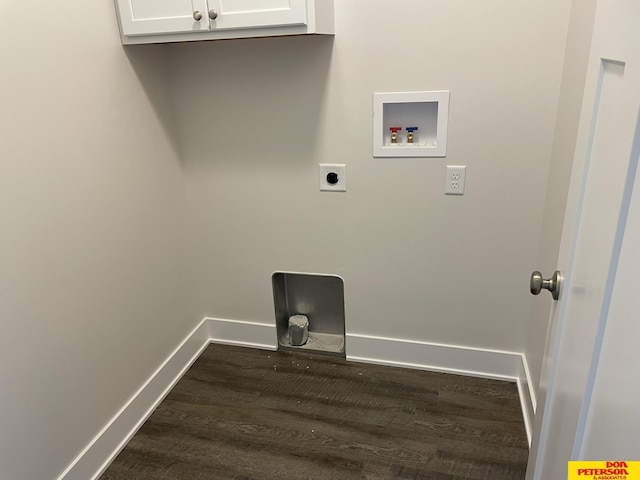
117 0 210 36
114 0 334 44
208 0 306 30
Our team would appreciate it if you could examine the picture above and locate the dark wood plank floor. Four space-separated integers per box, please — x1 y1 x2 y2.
100 344 528 480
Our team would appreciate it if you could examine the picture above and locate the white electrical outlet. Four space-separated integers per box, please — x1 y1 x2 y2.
319 164 347 192
445 165 466 195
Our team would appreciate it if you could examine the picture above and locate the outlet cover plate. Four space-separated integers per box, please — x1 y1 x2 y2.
445 165 466 195
319 164 347 192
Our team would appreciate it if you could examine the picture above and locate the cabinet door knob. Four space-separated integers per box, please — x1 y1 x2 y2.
193 10 203 21
208 9 218 20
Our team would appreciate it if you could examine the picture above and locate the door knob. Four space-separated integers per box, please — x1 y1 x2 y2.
530 270 562 300
193 10 203 21
208 9 218 20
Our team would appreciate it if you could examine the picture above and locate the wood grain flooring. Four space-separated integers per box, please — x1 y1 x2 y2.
100 344 528 480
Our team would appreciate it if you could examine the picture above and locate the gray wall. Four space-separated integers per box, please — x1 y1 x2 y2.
173 0 571 352
0 2 196 479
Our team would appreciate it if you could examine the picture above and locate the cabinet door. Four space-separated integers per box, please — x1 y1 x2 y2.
206 0 307 31
117 0 210 36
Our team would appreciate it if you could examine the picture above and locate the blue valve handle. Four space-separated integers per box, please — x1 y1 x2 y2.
406 127 419 132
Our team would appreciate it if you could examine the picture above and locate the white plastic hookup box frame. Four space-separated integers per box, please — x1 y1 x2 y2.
373 90 450 157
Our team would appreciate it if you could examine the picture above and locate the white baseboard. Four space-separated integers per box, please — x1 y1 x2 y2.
347 333 521 379
60 320 535 479
517 354 537 446
206 317 277 350
58 319 211 480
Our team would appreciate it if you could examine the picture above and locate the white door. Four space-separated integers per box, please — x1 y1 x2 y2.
527 0 640 478
116 0 210 37
207 0 307 31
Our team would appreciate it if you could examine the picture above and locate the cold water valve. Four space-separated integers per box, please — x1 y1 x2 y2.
406 126 418 144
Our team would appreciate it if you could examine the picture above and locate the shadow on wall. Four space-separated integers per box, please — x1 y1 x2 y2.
123 44 182 160
168 35 335 171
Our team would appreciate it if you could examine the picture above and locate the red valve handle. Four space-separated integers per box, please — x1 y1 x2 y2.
389 127 402 133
